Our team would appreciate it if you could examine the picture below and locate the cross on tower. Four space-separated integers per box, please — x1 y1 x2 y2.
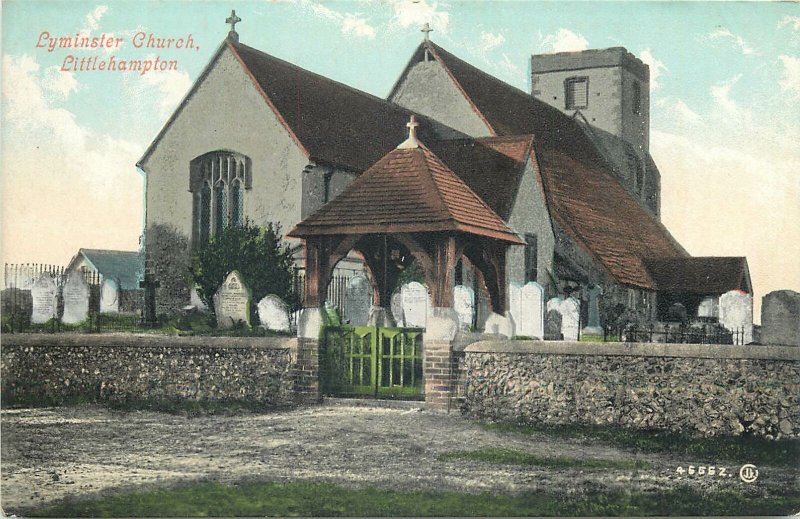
226 10 242 42
398 115 421 149
421 23 433 41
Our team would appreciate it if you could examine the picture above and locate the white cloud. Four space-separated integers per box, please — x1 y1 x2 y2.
1 54 143 264
41 66 79 100
706 27 758 56
778 15 800 31
778 55 800 100
82 5 109 34
639 48 666 91
710 74 742 114
298 0 377 40
480 31 505 52
136 66 193 118
540 28 589 53
388 0 450 35
499 53 519 75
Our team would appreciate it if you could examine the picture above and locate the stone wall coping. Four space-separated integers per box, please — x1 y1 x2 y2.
2 333 295 350
464 340 800 361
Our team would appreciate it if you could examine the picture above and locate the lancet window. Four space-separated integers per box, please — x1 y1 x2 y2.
190 151 252 247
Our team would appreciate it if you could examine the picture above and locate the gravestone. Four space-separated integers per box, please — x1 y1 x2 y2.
213 270 251 329
518 282 545 338
390 292 405 327
544 309 562 340
583 284 603 334
453 285 475 331
697 297 719 319
99 278 119 313
760 290 800 346
402 282 429 328
257 294 290 332
667 302 688 323
719 290 753 345
190 286 208 311
62 273 90 324
508 283 523 335
546 297 580 341
30 274 58 324
344 275 371 326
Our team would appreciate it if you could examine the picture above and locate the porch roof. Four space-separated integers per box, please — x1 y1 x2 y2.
643 257 751 295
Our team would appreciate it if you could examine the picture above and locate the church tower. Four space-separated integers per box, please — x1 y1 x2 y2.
531 48 659 217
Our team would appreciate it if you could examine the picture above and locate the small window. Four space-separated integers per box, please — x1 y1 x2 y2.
565 77 588 110
524 234 538 283
632 81 641 115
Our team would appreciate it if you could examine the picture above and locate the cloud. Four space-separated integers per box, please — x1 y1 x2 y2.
297 0 376 40
540 28 589 53
388 0 450 35
639 48 666 91
778 55 800 100
136 65 193 118
82 5 109 34
1 54 143 264
480 31 505 52
705 27 758 56
499 53 519 75
710 74 742 114
41 66 79 100
778 15 800 31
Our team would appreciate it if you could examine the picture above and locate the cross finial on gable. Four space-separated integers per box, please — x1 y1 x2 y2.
421 23 433 41
398 115 421 149
226 10 242 42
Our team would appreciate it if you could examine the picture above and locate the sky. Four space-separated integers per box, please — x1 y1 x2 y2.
1 0 799 322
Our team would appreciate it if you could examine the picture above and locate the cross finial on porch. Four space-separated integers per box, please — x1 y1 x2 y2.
398 115 421 149
421 22 433 41
226 10 242 42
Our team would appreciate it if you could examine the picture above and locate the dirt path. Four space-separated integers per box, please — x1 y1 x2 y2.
1 401 796 514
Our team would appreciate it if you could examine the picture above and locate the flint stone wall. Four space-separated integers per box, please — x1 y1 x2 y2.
2 334 296 406
462 341 800 439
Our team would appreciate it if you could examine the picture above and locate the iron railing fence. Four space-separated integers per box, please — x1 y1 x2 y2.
603 322 744 345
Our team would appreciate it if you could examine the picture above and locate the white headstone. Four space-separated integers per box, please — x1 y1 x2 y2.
258 294 290 332
344 275 371 326
546 296 580 341
213 270 251 329
453 285 475 331
390 292 405 327
190 286 208 311
402 282 430 328
697 297 719 319
719 290 753 345
508 283 523 335
518 282 545 339
62 273 90 324
99 278 119 314
30 274 58 324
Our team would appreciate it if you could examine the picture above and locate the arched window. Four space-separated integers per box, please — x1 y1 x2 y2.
189 151 252 248
625 151 645 199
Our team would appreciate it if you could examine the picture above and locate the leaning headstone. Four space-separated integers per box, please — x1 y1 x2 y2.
508 283 523 335
30 274 58 324
518 282 545 338
257 294 290 332
213 270 251 329
546 297 579 341
402 282 429 328
390 292 405 327
719 290 753 345
344 275 371 326
453 285 475 331
99 278 119 313
544 308 562 340
697 296 719 319
62 273 90 324
760 290 800 346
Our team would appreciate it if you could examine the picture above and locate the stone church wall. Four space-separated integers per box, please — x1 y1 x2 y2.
1 334 296 407
461 340 800 439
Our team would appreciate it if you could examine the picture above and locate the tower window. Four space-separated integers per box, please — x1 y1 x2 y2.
632 81 642 115
565 77 589 110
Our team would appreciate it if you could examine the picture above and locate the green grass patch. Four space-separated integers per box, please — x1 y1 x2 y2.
482 421 800 467
25 480 800 517
437 447 651 470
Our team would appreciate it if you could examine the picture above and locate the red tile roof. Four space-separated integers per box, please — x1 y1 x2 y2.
643 257 751 295
231 42 454 172
289 144 522 244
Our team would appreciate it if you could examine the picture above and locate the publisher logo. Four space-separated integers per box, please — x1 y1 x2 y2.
739 464 758 483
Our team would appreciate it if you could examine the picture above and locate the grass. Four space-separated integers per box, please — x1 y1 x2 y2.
25 480 800 517
437 447 652 470
482 421 800 467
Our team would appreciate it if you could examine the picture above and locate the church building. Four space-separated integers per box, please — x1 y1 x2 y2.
137 14 751 334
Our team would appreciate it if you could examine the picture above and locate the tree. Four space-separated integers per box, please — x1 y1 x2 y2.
190 222 296 324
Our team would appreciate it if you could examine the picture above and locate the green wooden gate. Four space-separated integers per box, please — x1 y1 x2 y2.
321 325 424 399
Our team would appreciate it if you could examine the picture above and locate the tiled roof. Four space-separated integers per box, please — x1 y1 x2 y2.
643 257 751 295
537 148 687 290
428 136 534 220
289 144 522 244
78 249 143 290
231 42 454 172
